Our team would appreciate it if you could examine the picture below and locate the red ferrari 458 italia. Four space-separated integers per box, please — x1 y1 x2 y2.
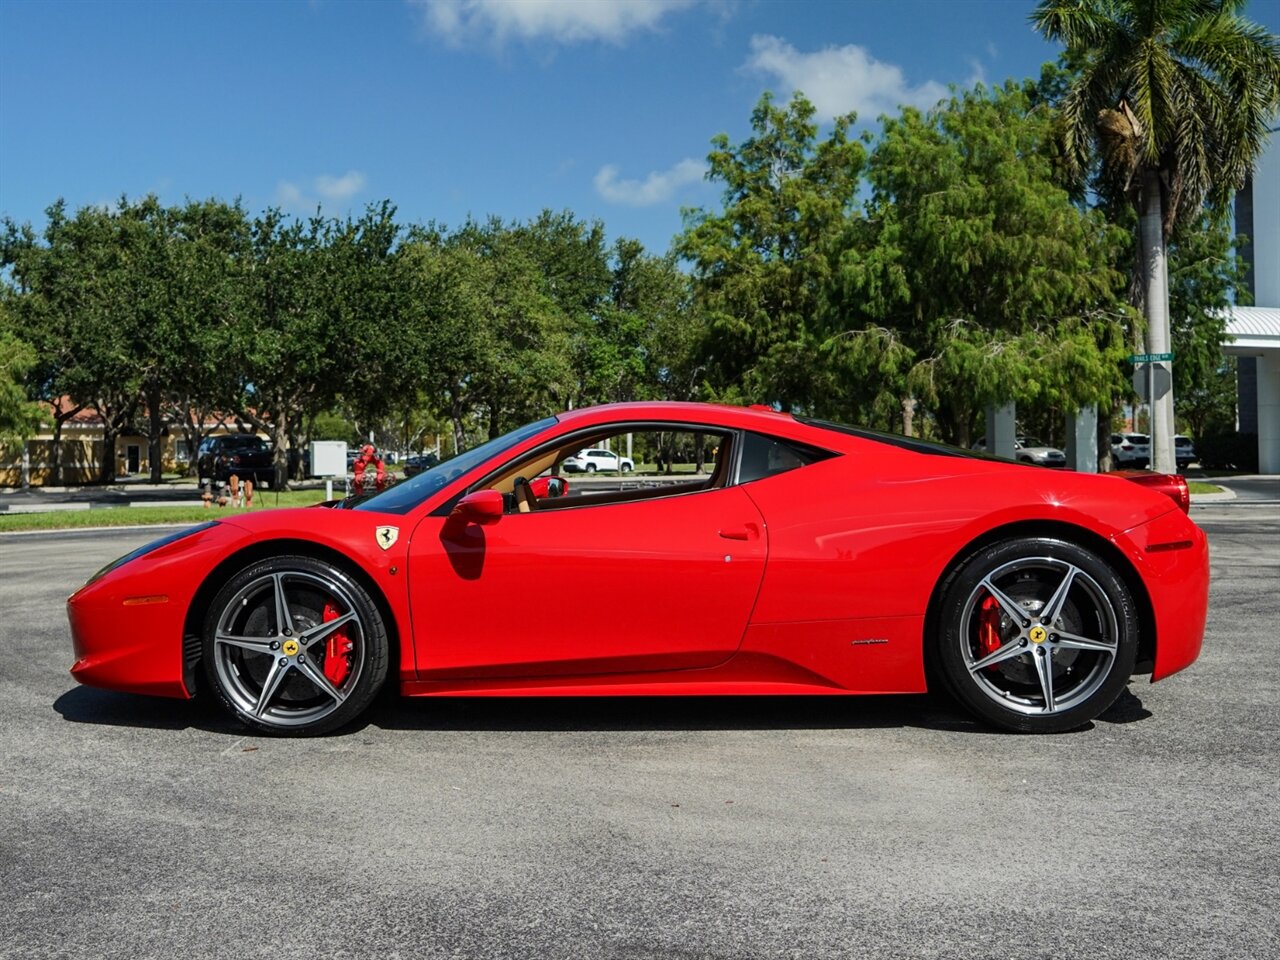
67 402 1208 736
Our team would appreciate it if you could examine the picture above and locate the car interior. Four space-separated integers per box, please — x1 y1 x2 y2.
479 425 736 514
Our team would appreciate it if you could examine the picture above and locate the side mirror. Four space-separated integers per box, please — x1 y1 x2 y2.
450 489 504 525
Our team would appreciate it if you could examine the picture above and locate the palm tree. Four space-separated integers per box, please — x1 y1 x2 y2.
1032 0 1280 473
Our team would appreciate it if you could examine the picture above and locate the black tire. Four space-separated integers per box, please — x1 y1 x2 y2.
932 536 1138 733
202 555 389 736
622 464 632 473
586 463 596 473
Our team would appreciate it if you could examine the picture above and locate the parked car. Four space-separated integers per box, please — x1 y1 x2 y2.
68 401 1206 737
562 448 634 473
971 436 1067 468
1111 433 1151 469
1174 435 1197 469
196 435 274 487
402 453 440 478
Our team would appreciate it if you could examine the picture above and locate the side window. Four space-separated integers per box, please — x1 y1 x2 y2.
481 425 733 513
737 431 833 484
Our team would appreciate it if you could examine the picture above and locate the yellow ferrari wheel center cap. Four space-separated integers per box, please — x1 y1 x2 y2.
1028 626 1047 644
282 639 300 656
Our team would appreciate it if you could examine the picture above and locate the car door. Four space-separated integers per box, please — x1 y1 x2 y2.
406 485 767 679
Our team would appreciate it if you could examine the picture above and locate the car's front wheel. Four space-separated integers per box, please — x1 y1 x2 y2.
202 555 388 735
933 537 1138 733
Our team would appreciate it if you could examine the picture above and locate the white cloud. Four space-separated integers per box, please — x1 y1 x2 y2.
966 58 987 88
594 158 705 206
275 180 308 210
275 170 367 210
743 34 948 121
315 170 367 201
411 0 697 46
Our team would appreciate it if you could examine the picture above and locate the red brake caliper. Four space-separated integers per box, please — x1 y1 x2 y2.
978 595 1003 667
322 601 354 686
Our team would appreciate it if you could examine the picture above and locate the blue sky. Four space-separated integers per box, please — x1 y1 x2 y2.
3 0 1277 256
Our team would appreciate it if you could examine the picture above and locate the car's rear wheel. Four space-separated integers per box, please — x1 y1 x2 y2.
933 537 1138 733
203 556 388 735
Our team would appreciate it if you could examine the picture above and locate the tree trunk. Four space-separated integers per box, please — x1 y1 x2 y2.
449 393 466 455
51 417 65 487
94 399 137 485
270 394 290 490
1139 169 1176 474
1096 404 1115 473
287 413 304 481
146 386 164 483
49 401 85 486
176 401 206 478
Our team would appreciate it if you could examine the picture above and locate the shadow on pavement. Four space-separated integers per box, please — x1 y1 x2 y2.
1097 687 1153 724
54 685 1018 737
53 686 241 734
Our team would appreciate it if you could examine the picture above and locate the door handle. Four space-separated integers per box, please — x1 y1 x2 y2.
718 523 759 541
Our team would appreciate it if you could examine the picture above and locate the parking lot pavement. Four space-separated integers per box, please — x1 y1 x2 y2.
1205 474 1280 503
2 509 1278 960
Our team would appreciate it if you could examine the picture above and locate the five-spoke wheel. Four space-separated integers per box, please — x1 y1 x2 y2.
934 537 1138 733
203 556 388 735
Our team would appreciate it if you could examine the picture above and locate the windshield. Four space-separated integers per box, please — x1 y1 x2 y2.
350 416 558 515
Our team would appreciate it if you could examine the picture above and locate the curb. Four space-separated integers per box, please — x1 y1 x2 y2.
1190 489 1237 502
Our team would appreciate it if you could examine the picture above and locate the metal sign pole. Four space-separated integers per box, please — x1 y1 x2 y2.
1148 361 1155 440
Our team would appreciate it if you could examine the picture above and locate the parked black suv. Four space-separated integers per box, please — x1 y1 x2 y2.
197 435 275 487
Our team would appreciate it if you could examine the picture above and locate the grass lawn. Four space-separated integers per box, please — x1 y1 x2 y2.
1187 481 1224 495
0 489 330 533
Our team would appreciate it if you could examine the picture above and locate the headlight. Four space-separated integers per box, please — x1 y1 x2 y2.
85 521 220 586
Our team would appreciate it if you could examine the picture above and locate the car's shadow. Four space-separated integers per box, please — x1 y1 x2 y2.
52 684 1153 737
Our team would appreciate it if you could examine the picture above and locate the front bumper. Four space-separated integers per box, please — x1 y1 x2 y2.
67 522 249 698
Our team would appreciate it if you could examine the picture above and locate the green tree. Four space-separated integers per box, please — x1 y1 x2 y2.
841 81 1133 445
3 203 92 483
0 299 42 446
401 218 572 449
1033 0 1280 471
235 209 334 488
678 91 867 411
610 239 705 403
1166 209 1249 430
165 199 254 477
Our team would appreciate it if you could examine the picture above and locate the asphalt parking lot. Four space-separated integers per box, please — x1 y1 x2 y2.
2 501 1277 960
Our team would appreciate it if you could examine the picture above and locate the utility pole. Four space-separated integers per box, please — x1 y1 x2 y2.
1141 171 1176 474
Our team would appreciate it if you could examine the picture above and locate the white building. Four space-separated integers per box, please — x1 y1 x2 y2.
1228 122 1280 474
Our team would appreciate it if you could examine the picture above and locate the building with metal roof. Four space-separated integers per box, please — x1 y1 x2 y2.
1231 123 1280 474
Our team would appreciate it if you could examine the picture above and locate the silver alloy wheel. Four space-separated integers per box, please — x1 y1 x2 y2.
958 556 1119 716
211 569 365 730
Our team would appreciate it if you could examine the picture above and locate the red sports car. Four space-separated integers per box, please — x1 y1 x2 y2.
67 402 1208 736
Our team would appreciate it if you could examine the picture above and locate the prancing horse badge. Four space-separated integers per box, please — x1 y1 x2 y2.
375 526 399 551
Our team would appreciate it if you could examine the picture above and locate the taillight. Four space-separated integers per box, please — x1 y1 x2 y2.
1120 472 1190 514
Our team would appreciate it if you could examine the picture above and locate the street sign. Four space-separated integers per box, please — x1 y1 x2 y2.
1133 363 1172 401
1129 352 1174 363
